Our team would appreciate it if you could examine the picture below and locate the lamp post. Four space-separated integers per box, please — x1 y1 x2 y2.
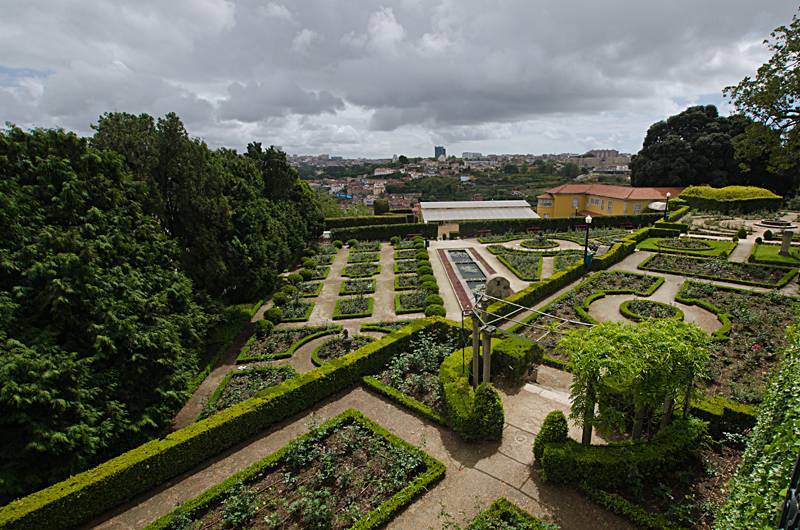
583 215 592 263
663 192 671 221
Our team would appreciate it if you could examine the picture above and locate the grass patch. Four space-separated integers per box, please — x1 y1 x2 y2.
748 242 800 266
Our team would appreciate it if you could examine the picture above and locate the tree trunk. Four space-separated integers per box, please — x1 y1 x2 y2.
581 381 595 445
660 394 674 431
632 404 646 440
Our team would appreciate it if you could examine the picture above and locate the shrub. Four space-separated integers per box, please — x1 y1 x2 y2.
346 238 358 247
254 319 274 337
287 272 303 284
324 215 408 229
424 304 446 317
301 257 315 268
419 274 436 284
732 236 739 243
736 227 747 239
417 265 433 276
279 284 297 296
492 336 543 383
425 294 444 306
330 223 436 242
415 250 429 260
474 383 504 440
271 292 289 306
764 229 773 241
679 185 782 213
298 268 313 281
755 236 763 244
303 247 316 256
390 236 400 245
420 281 438 292
533 411 568 461
263 307 282 323
333 239 344 248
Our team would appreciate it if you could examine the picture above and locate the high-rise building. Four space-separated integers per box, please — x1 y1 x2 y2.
434 145 446 159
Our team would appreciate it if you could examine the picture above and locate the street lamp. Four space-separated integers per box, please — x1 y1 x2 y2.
664 192 671 221
583 215 593 263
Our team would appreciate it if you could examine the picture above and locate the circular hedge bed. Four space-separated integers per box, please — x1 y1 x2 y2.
620 299 684 322
311 334 375 366
520 238 559 250
656 238 713 251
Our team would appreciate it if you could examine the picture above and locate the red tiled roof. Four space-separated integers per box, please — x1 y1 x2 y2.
543 184 683 201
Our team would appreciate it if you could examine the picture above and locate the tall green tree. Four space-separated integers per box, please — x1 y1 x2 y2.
0 127 208 501
725 12 800 196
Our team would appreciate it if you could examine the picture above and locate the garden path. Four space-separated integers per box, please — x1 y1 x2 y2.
540 256 554 278
727 236 755 263
91 387 632 530
305 244 349 323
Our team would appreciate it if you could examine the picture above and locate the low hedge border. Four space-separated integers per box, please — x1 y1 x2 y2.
673 287 731 342
340 279 377 295
747 242 800 267
394 273 418 291
619 299 684 322
197 365 298 421
689 394 757 438
496 252 543 281
580 484 679 530
362 375 448 425
324 214 411 230
279 301 315 323
636 237 736 257
519 238 559 250
467 497 551 529
333 297 374 319
145 409 445 530
343 263 381 278
0 318 454 530
395 293 425 314
394 259 419 274
236 325 342 363
299 281 322 298
638 253 799 288
459 213 662 238
310 334 376 367
347 251 381 263
330 222 437 241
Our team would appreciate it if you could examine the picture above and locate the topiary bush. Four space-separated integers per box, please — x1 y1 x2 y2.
390 236 400 245
301 257 315 268
533 411 568 461
280 284 297 296
346 238 358 247
764 229 773 241
415 250 429 260
755 236 762 244
474 383 504 441
417 265 433 276
287 272 303 284
254 319 274 337
736 228 747 239
421 281 439 293
425 294 444 306
492 336 543 383
271 292 289 306
424 304 446 317
263 307 283 324
419 274 436 284
333 240 344 248
299 268 314 281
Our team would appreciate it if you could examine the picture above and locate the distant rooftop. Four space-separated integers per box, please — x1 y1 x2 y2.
420 200 538 223
537 184 683 201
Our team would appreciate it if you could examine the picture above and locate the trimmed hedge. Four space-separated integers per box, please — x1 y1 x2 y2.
146 409 445 530
619 299 684 322
581 485 677 530
533 411 568 461
310 334 375 367
540 418 707 490
236 325 341 363
0 318 454 530
330 222 436 241
360 320 416 334
439 347 504 441
458 213 662 238
198 365 297 420
689 395 756 439
467 497 550 529
679 185 782 213
324 214 411 229
491 336 543 383
636 237 736 257
638 253 798 288
362 375 448 425
652 220 689 233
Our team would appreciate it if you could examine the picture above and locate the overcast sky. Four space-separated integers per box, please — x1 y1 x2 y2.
1 1 796 158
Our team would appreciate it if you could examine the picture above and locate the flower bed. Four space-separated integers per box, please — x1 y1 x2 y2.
316 244 339 255
353 240 381 252
299 281 322 298
333 296 374 319
676 281 799 404
237 325 340 362
477 232 528 243
311 334 375 366
619 299 683 322
342 263 380 277
279 299 315 322
360 320 416 333
639 253 797 287
394 248 417 260
394 239 423 250
363 331 459 423
394 273 418 291
200 366 297 419
553 250 583 272
466 497 550 529
311 254 335 266
394 259 417 273
520 238 559 250
347 251 380 263
512 271 663 368
340 278 376 295
148 410 445 530
497 251 542 280
637 237 735 257
310 266 330 280
395 290 427 314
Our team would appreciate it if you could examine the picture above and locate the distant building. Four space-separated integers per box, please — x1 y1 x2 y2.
462 152 482 160
373 167 396 176
420 200 538 238
434 145 446 159
535 184 683 219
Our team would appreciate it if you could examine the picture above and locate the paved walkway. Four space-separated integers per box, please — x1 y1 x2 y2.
92 386 631 530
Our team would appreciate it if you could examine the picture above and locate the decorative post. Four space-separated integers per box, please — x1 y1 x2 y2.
663 192 671 221
472 317 480 388
780 230 793 257
482 325 495 383
583 215 593 264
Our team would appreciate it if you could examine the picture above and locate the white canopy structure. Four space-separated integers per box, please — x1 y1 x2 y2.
420 200 539 223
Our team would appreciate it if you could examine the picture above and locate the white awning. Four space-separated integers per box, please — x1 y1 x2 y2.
420 200 539 223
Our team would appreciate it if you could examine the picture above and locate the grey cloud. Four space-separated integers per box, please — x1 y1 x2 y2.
218 79 344 122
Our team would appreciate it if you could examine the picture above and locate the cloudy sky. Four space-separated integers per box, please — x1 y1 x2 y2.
1 1 796 158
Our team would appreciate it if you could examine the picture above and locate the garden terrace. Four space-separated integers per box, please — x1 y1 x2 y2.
199 366 297 419
394 273 418 291
298 281 322 298
639 253 797 288
342 262 380 277
347 251 380 263
339 278 375 295
497 251 543 281
619 299 683 322
237 325 341 363
636 236 736 257
748 242 800 266
311 334 375 366
148 410 444 530
676 281 800 404
511 271 663 367
333 296 374 319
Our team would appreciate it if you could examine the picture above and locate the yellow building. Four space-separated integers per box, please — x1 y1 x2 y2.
536 184 683 219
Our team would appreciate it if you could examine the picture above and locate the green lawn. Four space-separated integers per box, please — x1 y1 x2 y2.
749 243 800 266
637 237 736 257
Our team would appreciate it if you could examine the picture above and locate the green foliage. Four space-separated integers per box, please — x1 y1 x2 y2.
678 185 782 212
474 383 504 440
425 294 444 306
299 268 314 281
716 324 800 528
0 126 209 502
255 318 274 337
458 214 660 238
333 297 374 319
424 304 446 317
637 236 735 257
330 222 436 242
324 214 409 230
467 497 553 530
373 198 390 215
333 239 344 248
619 299 683 322
263 307 283 323
533 411 568 461
748 242 800 266
639 253 797 288
287 272 303 284
492 336 543 383
271 291 289 306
